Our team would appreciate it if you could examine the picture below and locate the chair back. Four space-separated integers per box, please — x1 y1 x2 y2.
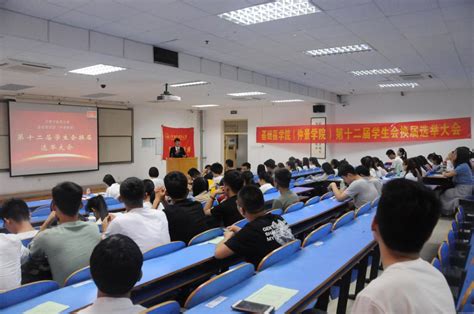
459 282 474 313
302 223 333 248
321 191 334 201
184 263 255 309
284 201 304 214
188 228 224 246
104 197 120 206
268 208 283 216
447 230 456 249
289 180 295 189
21 237 34 247
264 187 278 195
437 241 449 267
233 218 248 229
143 301 181 314
0 280 59 309
305 196 320 206
371 197 380 208
355 202 372 217
143 241 186 260
327 174 336 180
64 266 91 286
256 239 301 272
332 211 355 231
431 257 441 271
295 177 305 183
31 205 50 217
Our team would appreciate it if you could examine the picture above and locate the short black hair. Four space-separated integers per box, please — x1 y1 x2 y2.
52 182 83 216
90 234 143 296
241 171 256 186
386 149 396 156
0 198 30 223
321 162 335 175
187 168 201 179
338 164 356 177
277 162 285 169
454 146 471 168
204 164 211 169
192 177 209 197
119 177 144 208
238 185 265 214
242 162 251 170
259 171 274 185
330 159 340 169
355 165 370 177
102 174 116 186
174 138 180 143
376 179 440 253
222 170 244 193
225 159 234 168
210 163 223 175
264 159 276 169
148 167 159 178
143 179 155 204
286 160 296 171
274 168 292 189
85 195 108 221
164 171 188 199
257 164 266 176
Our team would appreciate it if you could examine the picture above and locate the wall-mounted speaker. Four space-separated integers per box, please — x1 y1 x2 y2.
313 104 326 113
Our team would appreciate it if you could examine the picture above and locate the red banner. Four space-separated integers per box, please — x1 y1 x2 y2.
162 126 194 160
256 117 471 144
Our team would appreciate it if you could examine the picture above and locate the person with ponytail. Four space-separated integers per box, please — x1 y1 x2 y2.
397 148 407 161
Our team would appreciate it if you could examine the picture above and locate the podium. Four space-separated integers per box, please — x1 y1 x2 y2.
166 157 198 174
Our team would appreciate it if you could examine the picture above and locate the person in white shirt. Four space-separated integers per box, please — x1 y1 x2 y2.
148 167 164 189
0 198 38 240
352 179 455 314
103 174 120 199
0 233 29 290
85 196 109 225
258 171 274 194
355 166 383 195
403 158 423 183
79 234 145 314
210 162 224 188
103 177 170 253
386 149 403 175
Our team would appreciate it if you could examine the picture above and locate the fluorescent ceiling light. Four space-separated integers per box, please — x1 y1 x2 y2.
305 44 372 57
69 64 126 75
218 0 320 26
192 104 219 108
351 68 402 76
227 91 267 97
169 81 209 87
272 99 304 103
379 82 418 88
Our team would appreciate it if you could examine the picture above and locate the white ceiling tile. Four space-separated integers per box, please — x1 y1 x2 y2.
147 2 211 22
76 0 142 21
46 0 91 10
287 12 339 30
438 0 473 8
373 0 439 16
182 0 251 14
444 18 473 34
52 10 109 29
312 0 371 11
0 0 71 19
307 24 357 41
326 3 385 24
440 3 474 21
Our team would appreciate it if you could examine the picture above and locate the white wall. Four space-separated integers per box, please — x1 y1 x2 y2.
333 89 474 165
0 104 199 194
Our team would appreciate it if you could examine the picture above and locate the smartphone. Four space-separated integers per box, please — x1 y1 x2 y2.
231 300 275 313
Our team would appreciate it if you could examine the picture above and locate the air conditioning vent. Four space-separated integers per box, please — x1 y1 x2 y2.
0 58 65 74
396 73 434 81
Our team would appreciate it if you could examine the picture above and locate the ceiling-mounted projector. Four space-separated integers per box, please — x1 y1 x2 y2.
157 83 181 102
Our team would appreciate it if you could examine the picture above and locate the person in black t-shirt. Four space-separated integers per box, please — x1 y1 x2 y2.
154 171 210 244
215 185 295 267
203 170 243 227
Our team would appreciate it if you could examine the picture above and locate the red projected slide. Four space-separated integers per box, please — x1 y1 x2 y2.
9 102 98 176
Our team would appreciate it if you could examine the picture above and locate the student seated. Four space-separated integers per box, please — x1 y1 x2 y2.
241 162 251 172
309 157 321 169
203 170 244 227
192 177 211 203
311 162 335 181
142 179 156 209
210 162 224 188
85 195 109 224
0 232 29 290
215 185 295 267
242 170 257 187
329 164 378 208
403 158 423 182
103 174 120 199
156 171 210 244
264 159 277 174
352 179 455 313
427 153 443 172
277 162 286 169
440 146 473 215
225 159 235 172
187 167 201 187
258 171 275 194
0 198 38 240
361 156 379 178
79 235 145 313
257 164 266 176
330 159 340 176
355 166 382 195
29 182 101 286
272 168 299 210
286 160 297 172
385 149 403 175
302 157 310 170
103 177 170 253
373 157 388 177
148 166 164 189
416 155 431 174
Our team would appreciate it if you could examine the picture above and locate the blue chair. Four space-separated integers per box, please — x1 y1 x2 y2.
268 208 283 216
305 196 320 206
302 223 333 248
0 280 60 309
321 191 334 201
256 239 301 272
355 202 372 217
233 218 248 229
143 241 186 261
264 187 278 194
143 301 181 314
371 196 380 208
296 177 305 184
284 201 304 214
188 228 224 246
431 257 441 271
31 205 50 217
64 266 91 286
332 211 355 231
327 174 336 180
459 283 474 313
437 241 450 267
289 180 296 189
184 263 255 309
104 197 120 206
21 237 33 247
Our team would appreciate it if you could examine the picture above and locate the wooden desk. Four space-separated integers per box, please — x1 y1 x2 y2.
166 157 198 174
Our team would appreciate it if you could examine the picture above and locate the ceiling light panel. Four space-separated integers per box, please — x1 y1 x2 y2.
69 64 126 75
379 82 418 88
272 99 304 103
305 44 372 57
227 91 267 97
192 104 219 108
351 68 402 76
169 81 210 87
218 0 320 26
